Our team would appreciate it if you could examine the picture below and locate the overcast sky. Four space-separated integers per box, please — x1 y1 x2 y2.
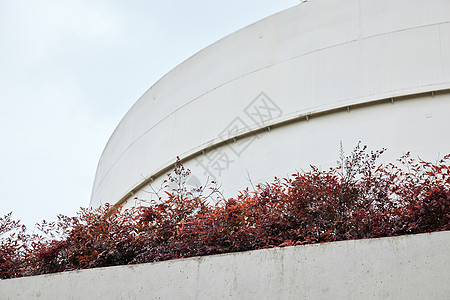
0 0 299 230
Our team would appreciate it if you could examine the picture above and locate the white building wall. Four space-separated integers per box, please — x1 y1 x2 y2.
90 0 450 207
1 232 449 299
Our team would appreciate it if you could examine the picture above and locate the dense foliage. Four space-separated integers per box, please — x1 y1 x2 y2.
1 145 449 279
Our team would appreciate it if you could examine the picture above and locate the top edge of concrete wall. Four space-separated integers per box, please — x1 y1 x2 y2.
1 231 449 299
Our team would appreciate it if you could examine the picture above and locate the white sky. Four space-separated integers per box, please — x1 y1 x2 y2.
0 0 299 231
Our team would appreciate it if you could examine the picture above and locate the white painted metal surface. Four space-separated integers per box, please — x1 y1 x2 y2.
90 0 450 207
1 232 449 299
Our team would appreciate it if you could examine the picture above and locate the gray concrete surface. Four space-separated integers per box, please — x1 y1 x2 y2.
1 231 449 299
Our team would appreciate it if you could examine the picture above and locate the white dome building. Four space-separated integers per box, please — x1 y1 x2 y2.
90 0 450 208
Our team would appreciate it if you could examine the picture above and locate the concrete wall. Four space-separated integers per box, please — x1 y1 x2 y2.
1 231 449 299
90 0 450 207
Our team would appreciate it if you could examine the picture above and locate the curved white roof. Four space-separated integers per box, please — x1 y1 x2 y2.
91 0 450 207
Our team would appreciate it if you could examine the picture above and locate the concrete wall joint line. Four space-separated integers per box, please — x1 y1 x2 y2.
95 19 450 193
113 88 450 207
93 19 450 194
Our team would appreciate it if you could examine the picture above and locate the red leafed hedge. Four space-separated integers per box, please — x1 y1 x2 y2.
1 145 449 279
